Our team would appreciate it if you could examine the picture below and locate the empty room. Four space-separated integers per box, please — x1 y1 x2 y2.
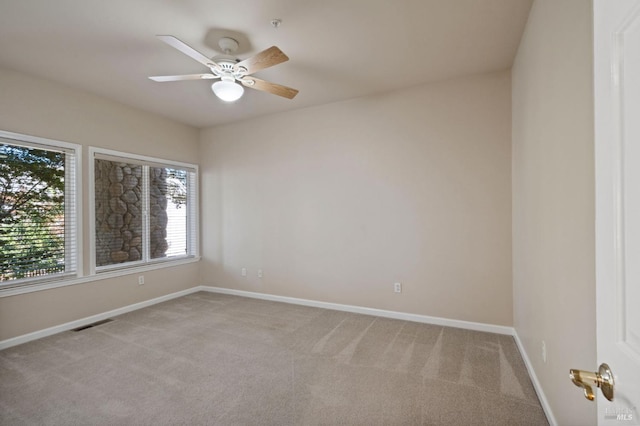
1 0 638 425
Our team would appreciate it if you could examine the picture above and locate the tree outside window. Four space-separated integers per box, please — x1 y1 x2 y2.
0 143 67 281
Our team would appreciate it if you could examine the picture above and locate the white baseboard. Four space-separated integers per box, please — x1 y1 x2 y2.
2 283 514 346
0 286 205 350
513 331 557 426
202 285 515 336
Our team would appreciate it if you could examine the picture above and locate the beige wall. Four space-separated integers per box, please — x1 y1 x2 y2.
200 70 513 326
512 1 596 425
0 68 201 341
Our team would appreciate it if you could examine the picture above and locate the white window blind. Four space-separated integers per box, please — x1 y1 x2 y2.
92 150 197 271
0 134 80 288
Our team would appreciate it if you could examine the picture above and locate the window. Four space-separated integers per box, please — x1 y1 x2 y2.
0 131 81 288
90 149 198 272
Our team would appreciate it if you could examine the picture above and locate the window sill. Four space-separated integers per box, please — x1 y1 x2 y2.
0 256 200 298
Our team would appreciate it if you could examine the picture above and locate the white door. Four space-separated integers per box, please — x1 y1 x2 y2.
594 0 640 424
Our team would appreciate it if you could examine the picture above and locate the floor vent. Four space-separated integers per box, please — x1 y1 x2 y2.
72 319 114 332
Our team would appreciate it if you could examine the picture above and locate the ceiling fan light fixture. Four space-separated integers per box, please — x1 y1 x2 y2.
212 79 244 102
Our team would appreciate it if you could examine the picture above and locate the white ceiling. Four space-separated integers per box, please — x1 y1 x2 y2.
0 0 532 129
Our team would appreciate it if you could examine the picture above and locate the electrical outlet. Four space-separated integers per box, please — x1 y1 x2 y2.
257 269 263 278
542 340 547 364
138 275 144 286
394 282 402 293
241 267 247 277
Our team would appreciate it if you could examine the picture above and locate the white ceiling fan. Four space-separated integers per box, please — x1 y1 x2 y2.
149 35 298 102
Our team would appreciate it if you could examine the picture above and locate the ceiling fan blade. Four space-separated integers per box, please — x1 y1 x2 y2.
149 74 216 82
241 77 298 99
234 46 289 75
156 35 217 69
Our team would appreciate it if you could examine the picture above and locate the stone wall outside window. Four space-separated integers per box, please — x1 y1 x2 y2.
94 160 168 266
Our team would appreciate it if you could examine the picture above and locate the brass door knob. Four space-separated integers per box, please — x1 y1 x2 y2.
569 363 614 401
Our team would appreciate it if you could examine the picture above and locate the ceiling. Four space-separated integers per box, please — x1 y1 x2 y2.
0 0 533 129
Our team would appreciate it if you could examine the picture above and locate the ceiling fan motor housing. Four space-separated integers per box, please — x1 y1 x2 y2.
211 57 247 80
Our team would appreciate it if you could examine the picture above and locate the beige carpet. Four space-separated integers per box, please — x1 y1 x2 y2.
0 291 548 425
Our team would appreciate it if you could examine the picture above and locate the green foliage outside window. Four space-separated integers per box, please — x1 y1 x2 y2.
0 144 66 281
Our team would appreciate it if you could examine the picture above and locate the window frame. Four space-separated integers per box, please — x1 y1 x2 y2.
88 147 199 275
0 130 83 290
